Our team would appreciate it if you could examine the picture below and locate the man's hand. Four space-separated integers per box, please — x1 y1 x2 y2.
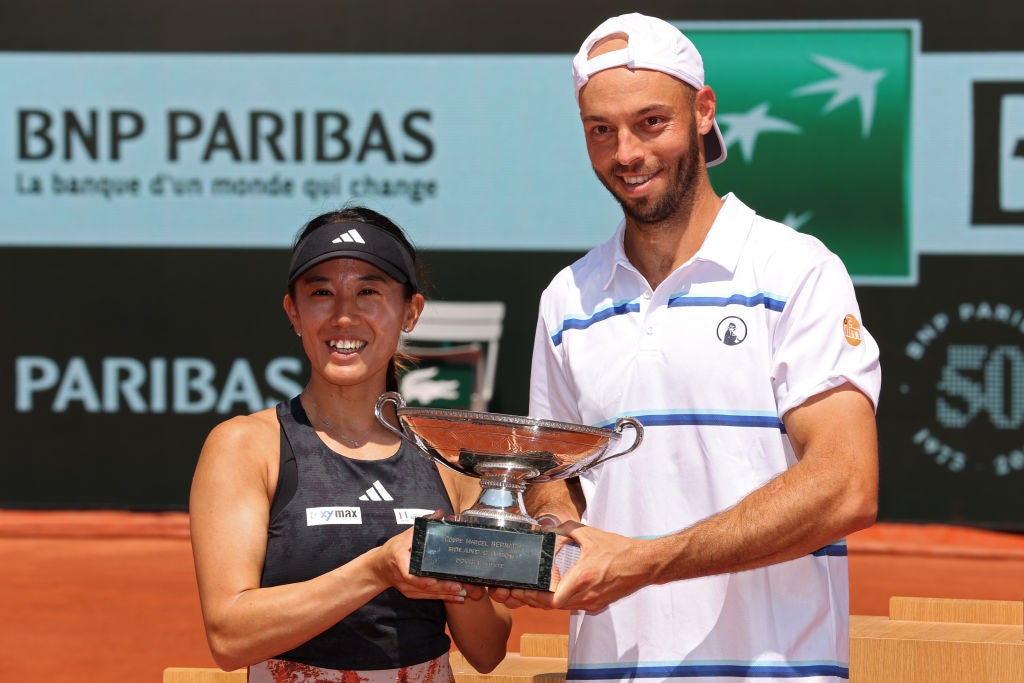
489 521 655 612
548 523 653 611
487 518 578 610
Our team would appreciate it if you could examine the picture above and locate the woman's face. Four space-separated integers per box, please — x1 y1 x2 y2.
283 257 423 390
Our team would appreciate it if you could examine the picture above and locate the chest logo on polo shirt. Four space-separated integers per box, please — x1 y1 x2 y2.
843 314 863 346
717 316 748 346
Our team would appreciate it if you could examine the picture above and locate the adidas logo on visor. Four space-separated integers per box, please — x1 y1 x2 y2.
332 229 365 244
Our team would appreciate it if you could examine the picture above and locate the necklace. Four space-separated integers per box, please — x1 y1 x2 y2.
306 395 371 448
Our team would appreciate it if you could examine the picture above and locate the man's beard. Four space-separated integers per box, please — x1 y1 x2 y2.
598 128 703 225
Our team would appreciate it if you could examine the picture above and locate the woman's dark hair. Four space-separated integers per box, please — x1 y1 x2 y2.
289 205 427 392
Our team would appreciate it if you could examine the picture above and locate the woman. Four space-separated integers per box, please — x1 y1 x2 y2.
190 206 511 682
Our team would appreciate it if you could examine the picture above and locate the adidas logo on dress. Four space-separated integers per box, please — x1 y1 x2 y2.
332 229 365 244
358 480 393 502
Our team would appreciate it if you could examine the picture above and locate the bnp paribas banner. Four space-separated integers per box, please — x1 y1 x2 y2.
4 22 1023 280
4 22 1024 277
0 22 926 277
0 53 615 251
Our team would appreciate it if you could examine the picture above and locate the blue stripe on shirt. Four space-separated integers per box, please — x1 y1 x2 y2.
567 662 848 680
812 543 848 557
551 291 785 347
551 300 640 346
597 412 785 431
667 291 787 312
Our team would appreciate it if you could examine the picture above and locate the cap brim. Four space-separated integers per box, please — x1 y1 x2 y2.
704 120 727 167
289 250 409 287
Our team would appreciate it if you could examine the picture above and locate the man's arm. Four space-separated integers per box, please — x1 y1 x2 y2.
514 383 877 611
525 477 585 528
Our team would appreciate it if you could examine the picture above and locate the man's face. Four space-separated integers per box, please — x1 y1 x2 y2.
579 65 705 225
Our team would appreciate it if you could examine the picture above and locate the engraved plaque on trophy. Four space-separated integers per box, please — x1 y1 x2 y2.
374 391 643 591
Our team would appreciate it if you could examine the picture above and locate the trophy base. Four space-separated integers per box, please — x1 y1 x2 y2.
410 517 562 591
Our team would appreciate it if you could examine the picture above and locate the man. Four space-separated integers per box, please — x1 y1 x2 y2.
494 13 881 683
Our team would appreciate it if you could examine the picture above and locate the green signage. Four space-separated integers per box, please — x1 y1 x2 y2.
690 25 914 282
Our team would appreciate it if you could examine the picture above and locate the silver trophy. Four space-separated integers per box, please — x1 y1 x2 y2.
375 391 643 590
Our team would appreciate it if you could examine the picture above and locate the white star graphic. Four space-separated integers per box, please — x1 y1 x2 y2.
792 55 886 138
781 210 813 231
717 102 802 163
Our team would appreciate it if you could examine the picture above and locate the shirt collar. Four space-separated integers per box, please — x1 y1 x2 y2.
604 193 754 290
694 193 754 274
604 219 634 289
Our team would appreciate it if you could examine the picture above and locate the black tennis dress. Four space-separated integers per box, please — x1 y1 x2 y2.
259 396 456 670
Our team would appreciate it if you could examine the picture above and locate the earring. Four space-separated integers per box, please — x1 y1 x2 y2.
296 330 302 337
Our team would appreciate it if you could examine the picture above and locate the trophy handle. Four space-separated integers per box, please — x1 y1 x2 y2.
576 416 644 474
374 391 429 459
374 391 472 476
375 391 410 437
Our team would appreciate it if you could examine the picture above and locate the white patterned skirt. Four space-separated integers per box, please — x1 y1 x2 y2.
248 652 454 683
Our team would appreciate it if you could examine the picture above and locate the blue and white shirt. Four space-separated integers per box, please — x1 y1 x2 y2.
530 193 881 683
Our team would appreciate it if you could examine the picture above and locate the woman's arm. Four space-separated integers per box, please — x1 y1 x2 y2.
436 468 512 672
190 413 468 671
444 589 512 673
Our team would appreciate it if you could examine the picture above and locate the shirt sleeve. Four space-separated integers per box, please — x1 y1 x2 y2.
771 251 882 416
529 288 584 424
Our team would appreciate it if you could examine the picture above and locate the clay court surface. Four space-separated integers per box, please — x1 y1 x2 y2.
1 511 1021 683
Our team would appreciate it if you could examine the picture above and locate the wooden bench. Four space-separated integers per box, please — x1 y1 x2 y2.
165 599 1024 683
457 599 1024 683
850 597 1024 682
450 633 568 683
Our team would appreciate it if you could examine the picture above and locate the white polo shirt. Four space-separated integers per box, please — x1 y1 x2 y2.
530 193 881 683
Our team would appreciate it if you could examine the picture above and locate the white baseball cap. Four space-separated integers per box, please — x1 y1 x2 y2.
572 13 727 167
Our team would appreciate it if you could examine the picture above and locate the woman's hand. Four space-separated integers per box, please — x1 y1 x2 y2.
374 515 470 603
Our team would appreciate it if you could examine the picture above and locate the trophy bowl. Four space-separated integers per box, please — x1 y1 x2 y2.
375 391 643 590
